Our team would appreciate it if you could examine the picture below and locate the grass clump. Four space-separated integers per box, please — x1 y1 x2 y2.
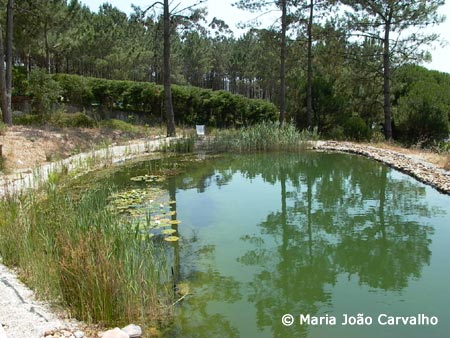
210 120 319 152
49 111 97 128
0 185 172 326
99 119 143 134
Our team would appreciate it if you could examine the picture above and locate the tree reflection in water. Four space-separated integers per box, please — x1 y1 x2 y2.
159 153 440 338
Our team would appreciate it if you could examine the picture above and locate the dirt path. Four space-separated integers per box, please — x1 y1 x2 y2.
0 264 83 338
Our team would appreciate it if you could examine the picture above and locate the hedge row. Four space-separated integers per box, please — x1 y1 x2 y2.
53 74 278 127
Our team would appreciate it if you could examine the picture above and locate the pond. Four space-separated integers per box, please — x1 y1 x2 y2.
105 152 450 338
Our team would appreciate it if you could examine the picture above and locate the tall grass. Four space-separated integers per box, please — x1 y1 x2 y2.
0 184 172 326
160 129 196 153
209 120 319 152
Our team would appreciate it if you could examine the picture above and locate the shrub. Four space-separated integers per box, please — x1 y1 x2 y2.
396 81 449 146
327 125 346 140
99 119 141 133
51 74 278 127
13 113 44 126
49 112 97 128
27 68 62 114
54 73 94 106
343 115 370 141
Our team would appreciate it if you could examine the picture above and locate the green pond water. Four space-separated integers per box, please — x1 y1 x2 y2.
106 152 450 338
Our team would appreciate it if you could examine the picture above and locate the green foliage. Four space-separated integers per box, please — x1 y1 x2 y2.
211 121 319 152
49 112 97 128
53 74 94 106
12 66 28 96
0 185 172 325
343 115 370 141
13 113 44 126
53 74 278 127
295 75 348 132
27 68 62 114
396 80 449 145
0 121 6 135
99 119 141 134
161 135 196 153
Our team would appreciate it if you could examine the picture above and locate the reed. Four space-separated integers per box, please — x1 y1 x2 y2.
0 184 172 326
210 121 319 152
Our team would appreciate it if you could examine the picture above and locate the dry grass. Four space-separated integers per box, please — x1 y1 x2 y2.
444 155 450 171
366 141 450 170
0 125 164 172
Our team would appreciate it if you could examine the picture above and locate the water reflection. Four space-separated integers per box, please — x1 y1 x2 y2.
122 153 444 338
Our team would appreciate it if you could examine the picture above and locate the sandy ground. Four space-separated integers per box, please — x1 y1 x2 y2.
0 264 81 338
0 126 164 173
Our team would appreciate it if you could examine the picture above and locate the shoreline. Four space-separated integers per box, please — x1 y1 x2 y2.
0 137 175 199
313 141 450 195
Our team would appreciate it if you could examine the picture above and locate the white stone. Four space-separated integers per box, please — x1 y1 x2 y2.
121 324 142 338
74 331 85 338
101 328 129 338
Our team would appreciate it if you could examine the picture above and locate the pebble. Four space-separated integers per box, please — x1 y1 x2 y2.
100 328 129 338
42 328 85 338
121 324 142 338
41 323 143 338
314 141 450 195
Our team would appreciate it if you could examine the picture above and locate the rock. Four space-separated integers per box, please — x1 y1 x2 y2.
62 329 73 337
100 328 129 338
1 325 8 338
121 324 142 338
74 331 85 338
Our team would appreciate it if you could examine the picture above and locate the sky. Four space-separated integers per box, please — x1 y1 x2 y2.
81 0 450 74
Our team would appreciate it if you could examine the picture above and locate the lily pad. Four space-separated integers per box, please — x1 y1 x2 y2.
170 220 182 225
161 229 177 235
164 235 180 242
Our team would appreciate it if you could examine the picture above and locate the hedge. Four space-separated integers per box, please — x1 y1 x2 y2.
53 74 278 127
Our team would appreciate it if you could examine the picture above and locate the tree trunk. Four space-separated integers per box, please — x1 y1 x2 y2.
3 0 13 125
163 0 176 137
306 0 313 129
0 24 9 124
279 0 287 125
44 23 51 74
383 22 392 140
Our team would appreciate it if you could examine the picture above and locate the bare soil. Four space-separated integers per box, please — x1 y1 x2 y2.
368 141 450 171
0 126 164 174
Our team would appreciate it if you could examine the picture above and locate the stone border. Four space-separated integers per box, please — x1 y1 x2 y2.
0 137 176 199
313 141 450 195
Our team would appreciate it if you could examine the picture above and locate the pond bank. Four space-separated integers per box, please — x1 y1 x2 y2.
0 137 175 199
0 137 173 338
314 141 450 195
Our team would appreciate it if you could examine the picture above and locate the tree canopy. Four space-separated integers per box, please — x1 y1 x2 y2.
1 0 448 144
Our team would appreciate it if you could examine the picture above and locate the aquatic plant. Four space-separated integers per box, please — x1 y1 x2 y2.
0 185 173 326
210 121 319 152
